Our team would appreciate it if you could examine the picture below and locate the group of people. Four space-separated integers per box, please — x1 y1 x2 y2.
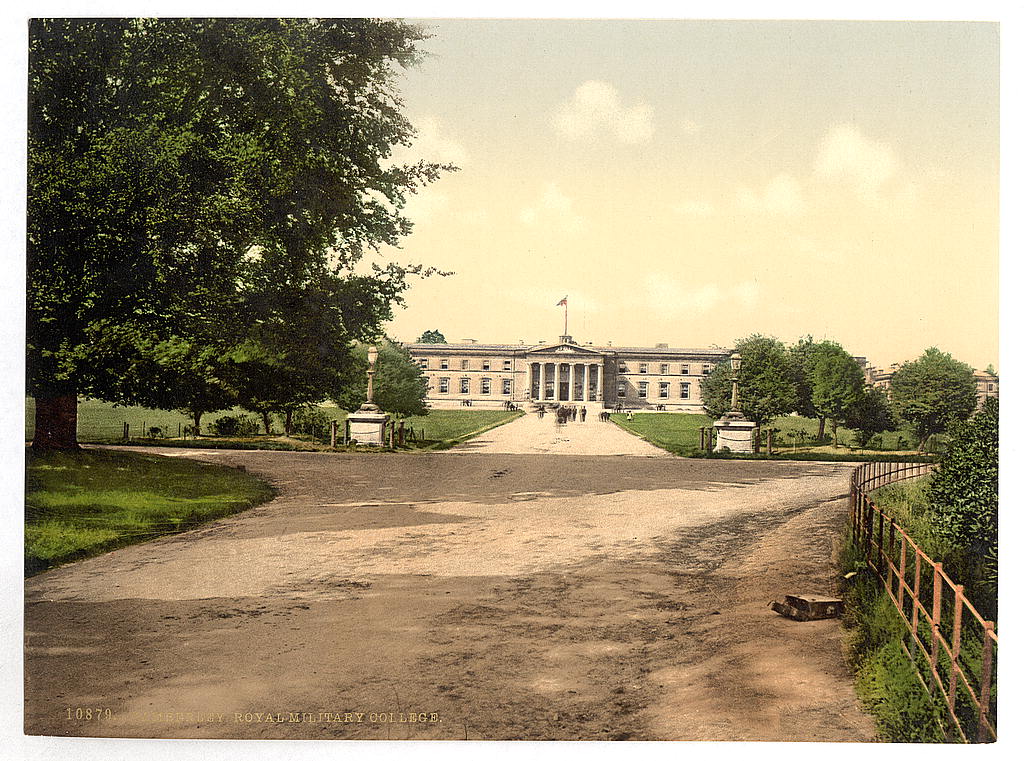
536 404 587 424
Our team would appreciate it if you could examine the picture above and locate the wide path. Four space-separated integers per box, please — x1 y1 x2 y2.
454 410 669 456
25 449 875 741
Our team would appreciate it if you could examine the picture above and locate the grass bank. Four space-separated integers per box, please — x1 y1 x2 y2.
25 448 275 575
840 477 996 742
610 413 938 461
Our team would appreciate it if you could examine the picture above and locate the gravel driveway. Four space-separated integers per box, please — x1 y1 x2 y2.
25 449 875 741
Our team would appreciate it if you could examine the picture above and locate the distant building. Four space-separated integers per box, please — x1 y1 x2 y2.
974 370 999 408
405 336 730 411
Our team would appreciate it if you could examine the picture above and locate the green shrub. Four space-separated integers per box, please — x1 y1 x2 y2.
210 414 259 436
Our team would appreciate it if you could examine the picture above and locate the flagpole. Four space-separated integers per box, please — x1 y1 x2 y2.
564 300 568 336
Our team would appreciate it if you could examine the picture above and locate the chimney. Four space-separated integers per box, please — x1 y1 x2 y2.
655 343 669 349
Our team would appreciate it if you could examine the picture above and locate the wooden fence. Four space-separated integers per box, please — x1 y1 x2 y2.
849 462 997 742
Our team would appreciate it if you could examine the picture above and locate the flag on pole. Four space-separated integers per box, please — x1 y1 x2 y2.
556 296 567 306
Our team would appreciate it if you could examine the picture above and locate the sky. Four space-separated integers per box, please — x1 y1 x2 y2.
372 19 1000 371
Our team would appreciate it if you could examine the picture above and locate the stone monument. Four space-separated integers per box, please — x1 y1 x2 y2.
347 344 390 446
713 351 756 453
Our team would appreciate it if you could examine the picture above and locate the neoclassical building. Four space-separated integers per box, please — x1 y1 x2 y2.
405 335 731 412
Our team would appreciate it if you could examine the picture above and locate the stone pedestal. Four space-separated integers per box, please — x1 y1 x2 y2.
348 409 390 446
713 415 756 453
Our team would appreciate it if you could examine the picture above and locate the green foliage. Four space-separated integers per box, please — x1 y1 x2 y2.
927 397 998 600
842 540 948 742
846 386 895 446
890 348 977 448
25 448 274 574
809 342 866 443
209 414 259 437
27 19 451 447
417 329 447 344
700 335 797 426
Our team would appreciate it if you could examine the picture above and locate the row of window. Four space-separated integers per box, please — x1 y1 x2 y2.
436 377 512 395
420 358 513 371
620 362 713 375
418 358 715 375
618 381 692 400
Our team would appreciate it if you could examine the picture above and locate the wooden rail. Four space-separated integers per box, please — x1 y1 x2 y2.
849 462 997 742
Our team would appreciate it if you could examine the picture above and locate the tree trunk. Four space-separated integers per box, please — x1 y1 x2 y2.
817 417 826 441
831 420 839 448
32 394 79 450
192 410 202 434
284 409 293 436
261 412 272 435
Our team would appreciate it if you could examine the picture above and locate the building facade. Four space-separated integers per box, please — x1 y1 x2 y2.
865 364 998 410
405 336 730 412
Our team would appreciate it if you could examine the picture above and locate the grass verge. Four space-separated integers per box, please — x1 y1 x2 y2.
25 448 275 575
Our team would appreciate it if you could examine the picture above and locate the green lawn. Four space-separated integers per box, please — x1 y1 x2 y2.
611 412 938 460
25 448 275 575
25 398 522 451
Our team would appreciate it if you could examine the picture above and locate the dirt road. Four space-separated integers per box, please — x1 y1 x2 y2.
25 449 875 741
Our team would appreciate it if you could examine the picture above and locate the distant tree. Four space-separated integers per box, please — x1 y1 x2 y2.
417 329 447 344
985 363 997 376
890 347 977 450
844 386 894 447
810 343 866 447
700 335 797 427
789 335 821 425
334 339 428 417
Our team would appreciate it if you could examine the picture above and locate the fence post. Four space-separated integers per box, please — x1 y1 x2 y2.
767 428 774 455
897 535 907 612
877 509 885 573
947 584 964 716
344 419 350 445
398 420 405 446
330 420 338 448
978 621 995 742
887 518 896 592
929 562 944 694
911 549 922 657
865 498 874 564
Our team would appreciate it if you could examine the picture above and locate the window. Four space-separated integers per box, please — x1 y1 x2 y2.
680 382 690 399
639 363 648 374
460 378 470 394
482 359 491 370
461 359 470 370
989 383 995 391
702 363 712 375
481 378 491 394
659 382 669 399
440 358 449 370
502 378 512 395
418 358 429 369
680 364 689 375
503 359 512 371
618 361 628 373
439 377 450 394
660 363 669 374
617 382 626 398
639 381 648 398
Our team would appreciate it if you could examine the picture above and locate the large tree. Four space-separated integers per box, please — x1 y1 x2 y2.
28 18 449 448
889 347 977 450
844 385 894 447
700 335 797 426
416 329 446 344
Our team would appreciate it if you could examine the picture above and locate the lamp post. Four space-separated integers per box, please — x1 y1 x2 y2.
729 351 742 416
360 345 380 412
714 350 755 453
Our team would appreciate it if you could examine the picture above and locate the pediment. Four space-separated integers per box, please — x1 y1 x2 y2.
525 342 608 356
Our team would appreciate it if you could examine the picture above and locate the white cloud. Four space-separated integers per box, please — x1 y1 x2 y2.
673 199 716 217
389 116 468 167
736 173 806 217
644 276 759 315
814 125 898 202
552 81 654 144
520 183 585 233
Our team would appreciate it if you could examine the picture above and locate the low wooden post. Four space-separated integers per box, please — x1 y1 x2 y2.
978 621 995 742
388 421 395 448
398 420 405 446
897 535 907 612
929 563 944 694
344 419 350 446
910 549 922 657
947 584 964 715
752 425 760 454
123 421 129 440
766 428 774 455
330 420 338 448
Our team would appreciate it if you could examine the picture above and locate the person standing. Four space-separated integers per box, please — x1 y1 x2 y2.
580 407 587 422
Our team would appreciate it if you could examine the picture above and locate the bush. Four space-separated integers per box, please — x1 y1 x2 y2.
926 397 998 606
291 406 332 436
210 414 259 437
